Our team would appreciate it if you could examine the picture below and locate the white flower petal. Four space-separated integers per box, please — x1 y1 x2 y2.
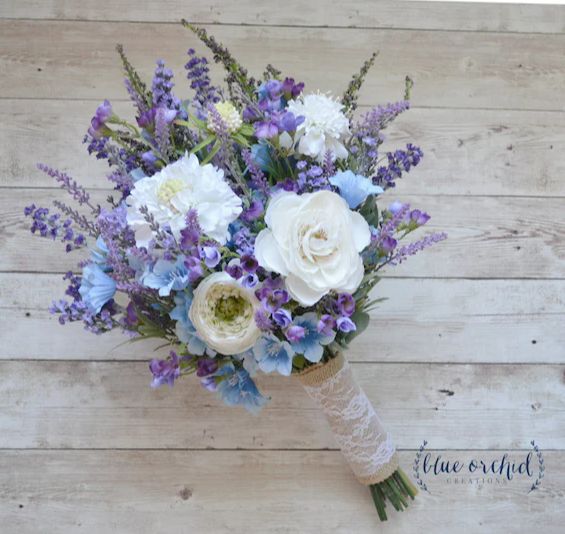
254 230 289 275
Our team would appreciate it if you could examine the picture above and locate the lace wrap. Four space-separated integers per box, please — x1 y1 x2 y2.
298 353 398 485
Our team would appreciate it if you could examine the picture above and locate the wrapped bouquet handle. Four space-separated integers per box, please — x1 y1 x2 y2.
298 353 417 520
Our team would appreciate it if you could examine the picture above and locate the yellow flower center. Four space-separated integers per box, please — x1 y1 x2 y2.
157 178 190 209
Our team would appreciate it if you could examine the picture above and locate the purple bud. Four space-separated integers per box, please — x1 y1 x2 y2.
317 314 336 336
410 209 431 226
337 317 357 333
226 261 243 280
196 358 218 377
380 236 398 253
240 254 259 274
241 199 264 222
201 246 221 269
273 308 292 328
286 325 306 343
337 293 355 317
241 273 259 288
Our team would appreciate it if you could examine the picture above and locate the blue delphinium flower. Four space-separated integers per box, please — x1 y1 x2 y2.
169 291 208 356
253 334 295 376
329 170 384 209
141 256 190 296
90 236 109 269
288 312 335 363
216 364 268 414
78 263 117 314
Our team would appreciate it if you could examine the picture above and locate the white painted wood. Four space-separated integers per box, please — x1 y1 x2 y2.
1 21 564 110
1 0 564 33
1 274 564 362
3 100 565 196
1 360 562 449
4 188 565 278
0 450 561 534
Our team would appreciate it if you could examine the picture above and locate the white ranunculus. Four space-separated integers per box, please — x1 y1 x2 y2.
286 93 350 162
254 190 371 306
126 153 242 248
189 272 262 355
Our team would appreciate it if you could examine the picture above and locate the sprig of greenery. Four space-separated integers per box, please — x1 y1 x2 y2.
115 44 152 110
182 21 257 100
342 51 379 117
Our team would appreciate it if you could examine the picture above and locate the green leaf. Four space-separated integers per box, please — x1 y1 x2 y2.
343 310 370 345
189 135 216 155
359 194 379 227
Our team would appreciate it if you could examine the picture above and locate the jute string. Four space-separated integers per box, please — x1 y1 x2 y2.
297 353 398 485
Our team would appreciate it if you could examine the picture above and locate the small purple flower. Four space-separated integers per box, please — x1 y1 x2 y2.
88 100 113 139
241 273 259 288
149 351 181 388
241 199 264 222
336 293 356 317
240 254 259 274
317 314 336 336
200 375 217 392
380 235 398 253
184 255 204 283
262 289 290 312
273 308 292 328
196 358 218 377
337 317 357 333
279 111 304 132
286 325 306 343
281 77 304 99
226 259 243 280
388 200 407 215
201 246 221 269
254 120 279 139
410 209 431 226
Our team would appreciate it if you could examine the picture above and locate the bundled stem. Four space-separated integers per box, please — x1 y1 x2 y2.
369 468 418 521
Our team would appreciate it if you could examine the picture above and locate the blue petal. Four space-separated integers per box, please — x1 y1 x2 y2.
329 170 384 209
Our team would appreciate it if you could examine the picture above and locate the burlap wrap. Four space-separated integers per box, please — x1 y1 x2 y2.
298 353 398 485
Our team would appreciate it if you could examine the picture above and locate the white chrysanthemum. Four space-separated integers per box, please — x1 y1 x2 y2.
189 272 262 355
207 101 243 134
126 153 242 247
286 93 350 162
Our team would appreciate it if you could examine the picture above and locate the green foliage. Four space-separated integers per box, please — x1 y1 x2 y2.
341 51 379 117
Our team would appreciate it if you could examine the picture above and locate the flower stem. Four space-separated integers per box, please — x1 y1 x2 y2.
368 468 417 521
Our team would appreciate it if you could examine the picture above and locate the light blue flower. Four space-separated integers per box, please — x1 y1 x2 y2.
79 263 116 314
253 334 295 376
141 256 190 296
216 364 268 414
90 236 109 269
233 349 259 376
250 142 272 171
169 291 208 356
289 312 336 363
329 170 384 209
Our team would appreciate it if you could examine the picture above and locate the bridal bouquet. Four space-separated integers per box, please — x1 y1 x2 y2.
25 22 446 521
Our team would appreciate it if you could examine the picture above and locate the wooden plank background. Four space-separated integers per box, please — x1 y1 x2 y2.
0 1 564 532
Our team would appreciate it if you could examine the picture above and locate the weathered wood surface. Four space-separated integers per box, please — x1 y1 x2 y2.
3 188 565 278
1 21 565 110
3 100 564 196
1 0 564 33
1 2 564 532
1 360 563 449
2 274 564 363
1 450 562 534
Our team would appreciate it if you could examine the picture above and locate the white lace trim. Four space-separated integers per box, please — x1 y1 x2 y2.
303 362 396 480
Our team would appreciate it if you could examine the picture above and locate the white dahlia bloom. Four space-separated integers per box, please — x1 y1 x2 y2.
189 272 262 355
255 190 371 306
286 93 350 162
126 153 242 247
207 101 243 134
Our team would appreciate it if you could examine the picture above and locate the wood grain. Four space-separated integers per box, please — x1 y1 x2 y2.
1 21 564 110
0 450 562 534
2 274 564 363
1 360 563 449
1 0 564 33
3 188 565 278
3 99 564 196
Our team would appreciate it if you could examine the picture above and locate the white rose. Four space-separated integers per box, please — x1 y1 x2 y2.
126 153 242 248
189 272 262 355
254 190 371 306
286 93 350 162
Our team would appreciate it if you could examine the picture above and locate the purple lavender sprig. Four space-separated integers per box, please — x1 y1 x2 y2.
390 232 448 265
185 48 221 117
